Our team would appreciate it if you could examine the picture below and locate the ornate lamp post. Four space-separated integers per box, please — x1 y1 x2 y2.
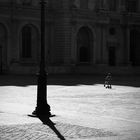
31 0 51 118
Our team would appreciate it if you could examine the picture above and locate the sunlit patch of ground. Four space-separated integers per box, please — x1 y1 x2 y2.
0 75 140 139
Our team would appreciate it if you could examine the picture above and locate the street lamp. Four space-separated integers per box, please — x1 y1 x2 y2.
31 0 51 119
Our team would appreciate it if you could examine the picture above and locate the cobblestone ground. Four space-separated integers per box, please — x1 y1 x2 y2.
0 75 140 140
0 122 117 140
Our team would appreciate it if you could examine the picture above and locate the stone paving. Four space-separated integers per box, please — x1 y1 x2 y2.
0 122 117 140
0 74 140 140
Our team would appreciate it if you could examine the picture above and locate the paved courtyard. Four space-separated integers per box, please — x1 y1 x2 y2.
0 74 140 140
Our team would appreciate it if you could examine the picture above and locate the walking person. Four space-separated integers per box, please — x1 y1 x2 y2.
104 73 112 89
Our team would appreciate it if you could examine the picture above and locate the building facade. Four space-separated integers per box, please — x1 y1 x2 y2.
0 0 140 74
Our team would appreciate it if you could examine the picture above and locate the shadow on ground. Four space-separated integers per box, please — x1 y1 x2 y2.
38 116 66 140
0 74 140 87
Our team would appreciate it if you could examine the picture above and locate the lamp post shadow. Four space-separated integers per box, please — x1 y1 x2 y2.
38 116 66 140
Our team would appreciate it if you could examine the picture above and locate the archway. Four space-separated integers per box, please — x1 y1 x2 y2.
130 29 140 66
77 27 93 64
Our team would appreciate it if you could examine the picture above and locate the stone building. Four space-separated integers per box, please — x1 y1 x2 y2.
0 0 140 74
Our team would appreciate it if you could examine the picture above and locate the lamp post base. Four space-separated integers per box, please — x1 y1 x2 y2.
29 106 55 118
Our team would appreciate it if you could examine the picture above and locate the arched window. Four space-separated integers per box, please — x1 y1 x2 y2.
22 25 32 58
20 24 39 62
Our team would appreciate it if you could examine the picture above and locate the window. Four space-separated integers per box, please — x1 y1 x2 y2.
109 0 117 11
22 26 32 58
130 29 140 66
22 0 32 5
77 27 93 64
100 0 107 10
126 0 138 12
80 0 88 9
109 28 116 35
108 47 116 66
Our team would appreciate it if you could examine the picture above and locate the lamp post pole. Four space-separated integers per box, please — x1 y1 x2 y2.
32 0 51 118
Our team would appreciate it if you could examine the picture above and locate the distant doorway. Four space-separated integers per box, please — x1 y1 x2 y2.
79 46 89 62
0 45 2 73
108 47 116 66
77 27 93 64
130 29 140 66
0 24 7 72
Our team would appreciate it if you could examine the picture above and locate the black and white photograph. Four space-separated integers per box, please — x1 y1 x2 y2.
0 0 140 139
